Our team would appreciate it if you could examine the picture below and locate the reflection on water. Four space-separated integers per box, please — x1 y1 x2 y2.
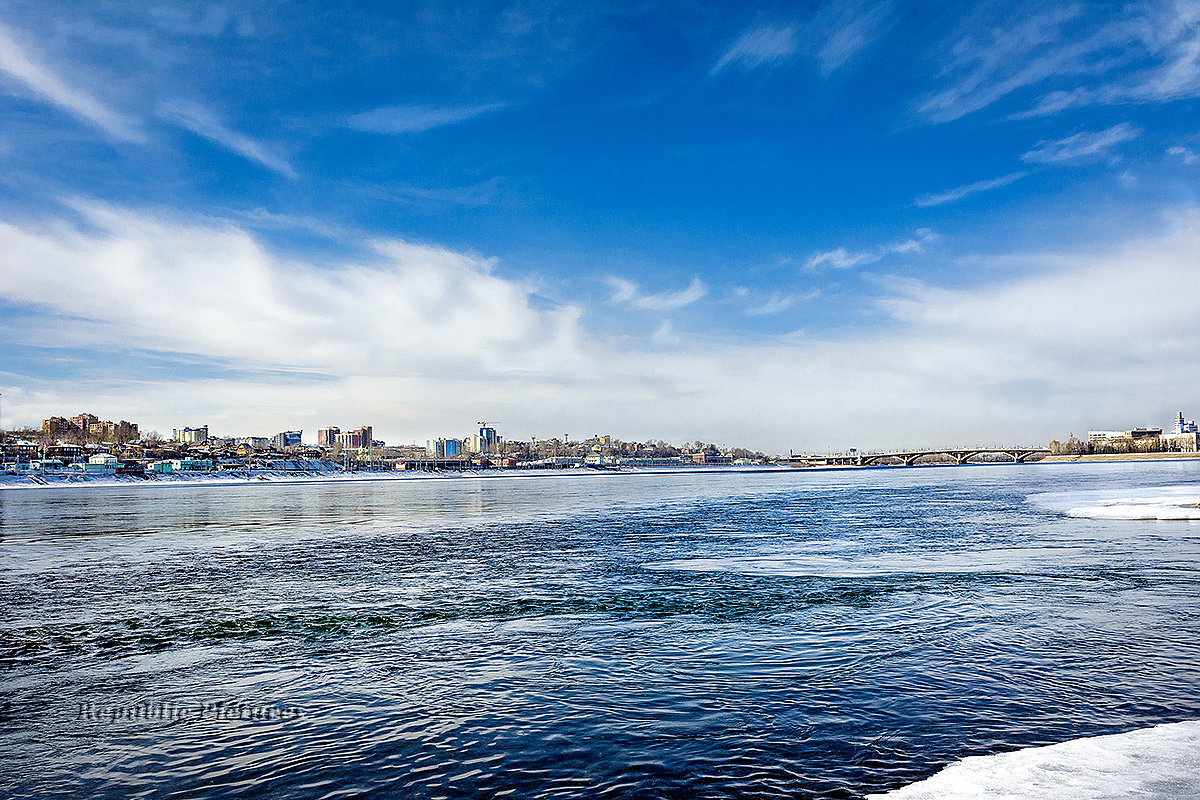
2 463 1200 799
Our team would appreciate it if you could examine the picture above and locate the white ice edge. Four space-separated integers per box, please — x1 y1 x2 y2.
1029 485 1200 520
869 720 1200 799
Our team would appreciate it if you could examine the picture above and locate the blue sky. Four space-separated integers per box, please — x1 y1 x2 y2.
1 1 1199 451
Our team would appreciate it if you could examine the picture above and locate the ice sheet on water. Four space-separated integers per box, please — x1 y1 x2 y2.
1029 485 1200 520
869 720 1200 799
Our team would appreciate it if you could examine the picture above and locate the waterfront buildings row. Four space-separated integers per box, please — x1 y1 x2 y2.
6 411 765 475
427 426 499 457
1082 411 1200 453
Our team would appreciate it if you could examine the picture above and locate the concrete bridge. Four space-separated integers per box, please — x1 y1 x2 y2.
793 447 1050 467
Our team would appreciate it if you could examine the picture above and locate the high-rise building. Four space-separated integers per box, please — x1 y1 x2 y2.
70 413 100 432
325 425 372 450
42 417 74 437
427 438 462 457
173 426 208 444
272 431 302 449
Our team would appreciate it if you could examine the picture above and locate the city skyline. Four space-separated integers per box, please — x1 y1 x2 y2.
1 2 1199 451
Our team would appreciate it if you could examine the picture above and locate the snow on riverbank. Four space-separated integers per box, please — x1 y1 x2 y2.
0 465 791 490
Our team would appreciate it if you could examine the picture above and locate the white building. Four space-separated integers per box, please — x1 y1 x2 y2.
1163 411 1200 451
173 426 209 444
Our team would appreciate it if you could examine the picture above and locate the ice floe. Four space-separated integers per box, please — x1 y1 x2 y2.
870 720 1200 799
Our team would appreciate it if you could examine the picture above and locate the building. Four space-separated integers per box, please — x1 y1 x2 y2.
84 453 119 474
43 413 138 442
2 439 38 465
427 438 463 458
42 416 76 437
89 420 138 441
1087 427 1162 443
272 431 303 450
337 426 373 450
1163 411 1200 452
319 425 372 450
70 413 100 432
173 426 209 444
170 458 213 472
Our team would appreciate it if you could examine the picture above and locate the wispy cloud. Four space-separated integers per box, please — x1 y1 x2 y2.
1168 145 1198 165
918 7 1090 123
1022 122 1140 163
346 103 504 134
805 247 879 271
914 172 1029 207
0 23 143 142
746 292 804 316
711 26 798 74
1020 4 1200 115
607 277 707 310
712 4 890 76
375 178 502 207
812 2 893 74
159 99 296 178
922 2 1200 123
805 229 936 270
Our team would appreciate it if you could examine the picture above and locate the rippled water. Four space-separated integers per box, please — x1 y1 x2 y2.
2 462 1200 799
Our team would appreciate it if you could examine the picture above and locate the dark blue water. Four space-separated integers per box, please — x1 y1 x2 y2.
2 462 1200 799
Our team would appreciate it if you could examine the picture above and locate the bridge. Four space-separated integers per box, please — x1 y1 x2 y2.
792 447 1050 467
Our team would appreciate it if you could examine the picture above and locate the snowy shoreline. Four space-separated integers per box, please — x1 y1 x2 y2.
0 464 795 491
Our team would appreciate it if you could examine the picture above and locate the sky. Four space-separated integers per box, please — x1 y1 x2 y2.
0 0 1198 453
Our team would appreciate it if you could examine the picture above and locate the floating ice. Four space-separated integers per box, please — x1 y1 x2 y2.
869 720 1200 799
1030 486 1200 520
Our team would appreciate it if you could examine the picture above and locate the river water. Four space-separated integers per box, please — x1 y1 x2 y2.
2 462 1199 799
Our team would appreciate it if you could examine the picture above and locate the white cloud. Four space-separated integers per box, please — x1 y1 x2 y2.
606 276 708 310
159 99 296 178
923 2 1200 122
804 229 936 270
346 103 503 134
0 200 582 377
805 247 879 271
1022 122 1140 163
812 2 893 74
712 5 890 76
918 6 1092 123
711 26 798 74
1168 145 1198 164
914 172 1029 207
0 23 143 142
4 203 1200 452
746 292 802 315
651 319 681 346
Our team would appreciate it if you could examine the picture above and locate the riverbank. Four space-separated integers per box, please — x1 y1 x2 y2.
1040 452 1200 464
0 464 793 490
5 453 1200 490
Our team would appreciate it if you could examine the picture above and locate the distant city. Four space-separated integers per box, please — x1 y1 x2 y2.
0 413 769 477
1 409 1197 478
